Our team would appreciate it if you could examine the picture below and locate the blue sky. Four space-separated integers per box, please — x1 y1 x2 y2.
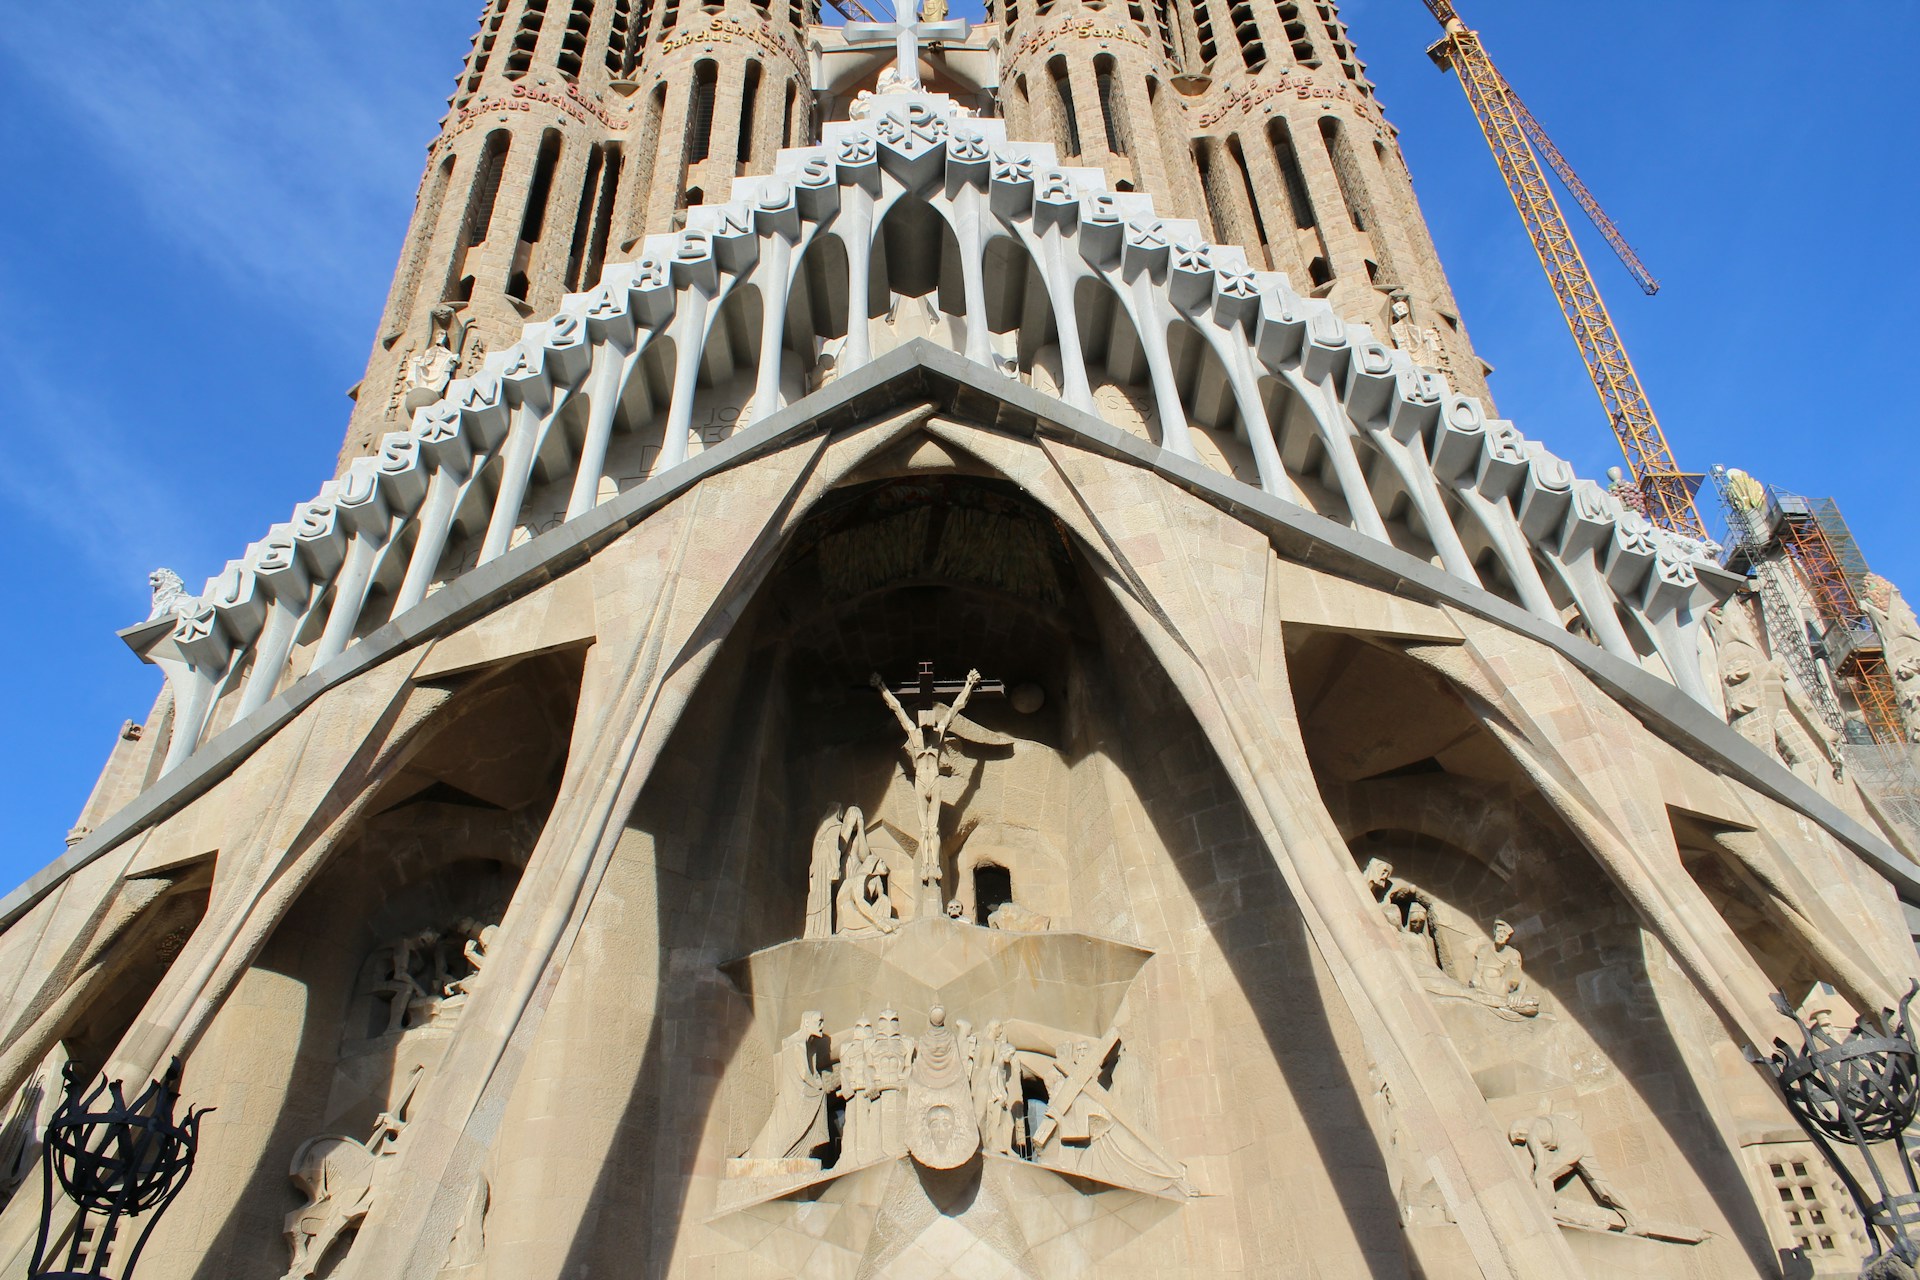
1 0 1914 896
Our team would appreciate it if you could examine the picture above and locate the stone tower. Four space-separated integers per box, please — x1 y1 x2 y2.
11 6 1920 1280
352 0 1483 465
343 0 817 465
995 0 1489 401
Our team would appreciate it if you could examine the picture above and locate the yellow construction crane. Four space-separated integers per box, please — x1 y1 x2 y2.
1421 1 1707 539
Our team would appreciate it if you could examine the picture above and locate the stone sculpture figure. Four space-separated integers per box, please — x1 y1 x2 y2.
974 1021 1018 1155
837 1018 880 1168
1364 858 1443 969
439 919 499 1015
1704 602 1782 754
986 901 1050 932
1402 901 1439 970
1034 1038 1194 1196
1509 1112 1638 1232
868 1009 915 1157
1363 857 1427 918
1467 920 1540 1018
871 668 983 913
403 305 470 413
744 1011 834 1162
956 1016 978 1081
805 810 845 939
283 1069 422 1280
834 808 901 937
372 930 441 1034
906 1004 981 1168
146 568 191 621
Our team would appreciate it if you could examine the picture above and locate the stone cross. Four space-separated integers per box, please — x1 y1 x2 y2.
843 0 970 92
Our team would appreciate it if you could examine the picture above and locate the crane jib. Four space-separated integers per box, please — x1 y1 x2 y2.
1423 4 1705 539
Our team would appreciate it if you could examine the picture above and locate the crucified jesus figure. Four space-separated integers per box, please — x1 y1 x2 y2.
871 668 980 915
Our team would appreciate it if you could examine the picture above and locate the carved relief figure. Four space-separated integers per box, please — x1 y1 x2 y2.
372 930 441 1034
1401 901 1439 970
837 1018 880 1168
1032 1036 1194 1196
402 306 471 413
986 901 1050 932
743 1011 834 1162
146 568 192 621
868 1009 915 1158
369 918 500 1033
1388 296 1444 365
1467 920 1540 1018
283 1068 422 1280
1364 858 1442 970
808 806 906 939
734 1006 1192 1196
974 1021 1017 1155
906 1004 980 1168
1704 602 1782 755
832 808 901 937
1361 860 1539 1020
1509 1112 1638 1232
439 919 498 1015
806 811 844 939
872 668 985 913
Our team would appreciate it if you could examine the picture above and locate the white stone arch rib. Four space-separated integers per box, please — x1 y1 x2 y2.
144 90 1728 769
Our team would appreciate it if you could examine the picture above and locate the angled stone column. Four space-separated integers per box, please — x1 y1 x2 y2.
105 651 445 1088
346 409 935 1279
1407 624 1793 1049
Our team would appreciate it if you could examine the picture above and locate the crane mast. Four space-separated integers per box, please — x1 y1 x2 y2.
1421 0 1706 538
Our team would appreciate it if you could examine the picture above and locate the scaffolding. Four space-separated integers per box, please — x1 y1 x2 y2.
1711 469 1843 732
1771 492 1905 746
1712 467 1920 849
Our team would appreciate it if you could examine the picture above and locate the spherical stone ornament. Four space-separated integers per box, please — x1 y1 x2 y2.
1010 683 1045 714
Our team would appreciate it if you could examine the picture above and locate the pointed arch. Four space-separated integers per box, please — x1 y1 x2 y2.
1257 373 1349 525
871 195 964 316
981 233 1056 378
788 231 851 353
1072 277 1157 446
690 286 766 448
610 333 678 487
1166 318 1258 487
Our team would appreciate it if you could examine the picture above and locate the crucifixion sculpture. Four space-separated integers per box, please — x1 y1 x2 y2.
870 662 1004 915
843 0 970 92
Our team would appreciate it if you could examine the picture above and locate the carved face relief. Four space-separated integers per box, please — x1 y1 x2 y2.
1362 858 1394 893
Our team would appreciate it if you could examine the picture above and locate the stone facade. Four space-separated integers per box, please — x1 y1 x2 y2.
6 6 1920 1280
